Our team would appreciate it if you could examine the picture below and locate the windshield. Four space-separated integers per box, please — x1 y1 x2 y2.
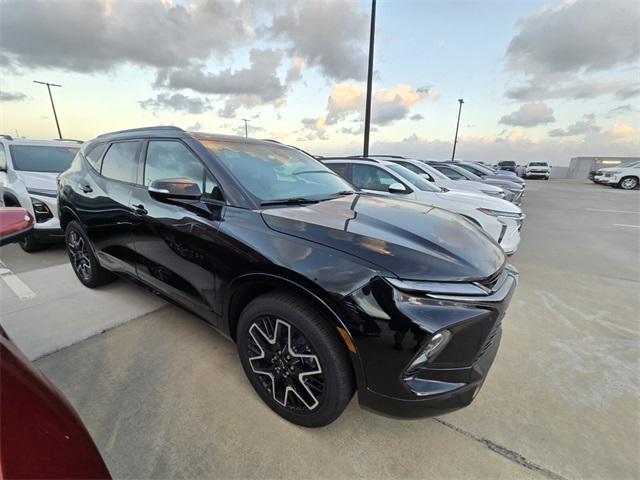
459 162 494 176
499 161 516 166
10 145 79 173
529 162 548 167
386 163 441 192
202 140 354 203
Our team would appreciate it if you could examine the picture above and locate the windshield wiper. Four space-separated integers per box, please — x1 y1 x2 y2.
260 197 320 206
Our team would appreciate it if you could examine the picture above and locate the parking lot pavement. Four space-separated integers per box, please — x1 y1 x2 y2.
0 244 166 360
1 179 638 479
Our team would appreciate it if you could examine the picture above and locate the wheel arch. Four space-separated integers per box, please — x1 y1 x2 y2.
224 272 366 390
58 205 82 231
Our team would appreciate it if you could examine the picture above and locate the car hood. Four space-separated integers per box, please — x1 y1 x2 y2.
424 190 521 214
261 194 505 282
483 178 522 190
487 174 525 185
15 171 58 193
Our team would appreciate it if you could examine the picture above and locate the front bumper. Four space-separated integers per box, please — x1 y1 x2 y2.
341 268 518 419
525 171 549 178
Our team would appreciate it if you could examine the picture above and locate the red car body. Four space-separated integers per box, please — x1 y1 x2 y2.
0 207 110 479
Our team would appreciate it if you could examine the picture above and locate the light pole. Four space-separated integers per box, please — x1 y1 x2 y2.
34 80 63 139
451 98 464 161
241 119 250 138
363 0 376 157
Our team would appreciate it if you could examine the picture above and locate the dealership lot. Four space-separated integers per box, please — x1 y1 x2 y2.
1 180 638 479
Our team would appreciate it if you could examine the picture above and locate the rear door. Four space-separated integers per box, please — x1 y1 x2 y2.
81 140 141 276
128 139 223 323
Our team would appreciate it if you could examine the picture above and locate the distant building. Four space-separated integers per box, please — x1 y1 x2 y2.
567 156 640 179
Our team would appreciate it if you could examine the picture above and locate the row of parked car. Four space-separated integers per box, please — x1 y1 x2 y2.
1 127 522 430
590 161 640 190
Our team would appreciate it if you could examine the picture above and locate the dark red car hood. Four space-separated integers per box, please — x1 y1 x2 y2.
261 194 505 282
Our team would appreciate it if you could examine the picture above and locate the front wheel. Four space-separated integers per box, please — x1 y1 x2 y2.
65 221 116 288
237 292 355 427
18 234 46 253
619 176 639 190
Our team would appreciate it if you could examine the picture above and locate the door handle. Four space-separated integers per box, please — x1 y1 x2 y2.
80 184 93 193
132 204 148 215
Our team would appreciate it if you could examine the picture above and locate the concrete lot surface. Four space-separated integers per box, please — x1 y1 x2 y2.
1 180 638 479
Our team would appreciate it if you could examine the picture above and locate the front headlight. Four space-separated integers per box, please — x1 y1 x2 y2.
31 198 53 223
386 277 489 296
481 189 505 198
477 208 523 219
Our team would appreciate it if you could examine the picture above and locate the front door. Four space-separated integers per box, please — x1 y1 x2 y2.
129 139 224 324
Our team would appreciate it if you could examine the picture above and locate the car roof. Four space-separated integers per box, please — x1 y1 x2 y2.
93 126 280 147
0 137 82 147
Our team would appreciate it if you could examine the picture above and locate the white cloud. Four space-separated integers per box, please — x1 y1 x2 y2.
269 0 368 81
506 0 640 76
139 93 210 114
0 0 258 72
548 114 600 137
499 102 555 127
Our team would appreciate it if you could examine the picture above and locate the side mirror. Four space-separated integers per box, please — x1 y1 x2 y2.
388 182 408 194
149 178 202 201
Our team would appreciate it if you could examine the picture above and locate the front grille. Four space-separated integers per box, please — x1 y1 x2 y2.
477 269 506 292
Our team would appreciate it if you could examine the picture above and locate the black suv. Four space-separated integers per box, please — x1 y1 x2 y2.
58 127 518 427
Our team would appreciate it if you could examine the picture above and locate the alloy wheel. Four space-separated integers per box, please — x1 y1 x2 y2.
247 316 324 412
621 177 638 190
67 230 92 280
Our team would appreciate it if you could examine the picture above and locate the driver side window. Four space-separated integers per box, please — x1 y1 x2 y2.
145 141 223 201
352 164 398 191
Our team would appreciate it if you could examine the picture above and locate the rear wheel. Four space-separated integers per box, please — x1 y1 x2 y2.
619 176 638 190
65 221 116 288
237 291 354 427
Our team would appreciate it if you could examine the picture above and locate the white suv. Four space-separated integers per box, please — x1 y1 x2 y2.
0 136 81 251
524 161 550 179
598 161 640 190
323 158 525 255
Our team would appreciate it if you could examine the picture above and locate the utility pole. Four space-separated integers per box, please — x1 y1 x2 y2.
241 119 250 138
363 0 376 157
34 80 63 139
451 98 464 161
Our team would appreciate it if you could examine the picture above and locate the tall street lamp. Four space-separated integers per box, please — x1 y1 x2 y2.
363 0 377 157
451 98 464 161
241 118 250 138
34 80 63 139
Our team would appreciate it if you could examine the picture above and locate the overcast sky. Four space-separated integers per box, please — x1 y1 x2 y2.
0 0 638 165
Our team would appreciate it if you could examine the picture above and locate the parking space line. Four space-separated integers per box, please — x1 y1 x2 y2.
587 208 640 214
613 224 640 228
0 260 36 300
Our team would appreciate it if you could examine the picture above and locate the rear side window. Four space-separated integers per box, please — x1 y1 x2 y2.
145 140 223 201
324 162 351 181
85 143 108 171
101 141 139 183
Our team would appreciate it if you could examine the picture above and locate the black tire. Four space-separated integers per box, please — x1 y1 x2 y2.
18 234 46 253
237 291 355 427
619 176 639 190
65 221 116 288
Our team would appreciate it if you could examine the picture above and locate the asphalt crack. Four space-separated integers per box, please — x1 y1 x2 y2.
434 418 568 480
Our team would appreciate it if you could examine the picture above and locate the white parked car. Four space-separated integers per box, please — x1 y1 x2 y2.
322 158 525 254
523 161 551 180
597 161 640 189
0 136 81 251
372 157 508 199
